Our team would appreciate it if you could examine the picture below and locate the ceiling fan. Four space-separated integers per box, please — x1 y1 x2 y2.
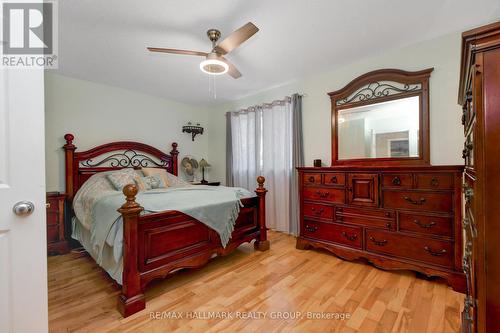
147 22 259 79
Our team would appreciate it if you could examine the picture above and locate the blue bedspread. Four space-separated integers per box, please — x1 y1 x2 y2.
90 185 254 266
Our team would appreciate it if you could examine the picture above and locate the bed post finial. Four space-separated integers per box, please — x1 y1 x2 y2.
117 184 145 317
64 133 74 146
120 184 141 211
257 176 265 189
170 142 178 154
170 142 179 176
63 133 77 200
254 176 270 251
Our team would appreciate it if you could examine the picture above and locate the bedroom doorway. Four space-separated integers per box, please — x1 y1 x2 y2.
0 67 48 331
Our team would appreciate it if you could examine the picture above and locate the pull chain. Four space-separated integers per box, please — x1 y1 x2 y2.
208 74 217 99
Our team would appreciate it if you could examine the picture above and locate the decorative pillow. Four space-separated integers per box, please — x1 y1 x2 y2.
135 174 167 191
106 169 137 191
142 167 170 187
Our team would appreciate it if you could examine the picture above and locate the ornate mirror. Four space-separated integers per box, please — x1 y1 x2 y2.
329 68 433 166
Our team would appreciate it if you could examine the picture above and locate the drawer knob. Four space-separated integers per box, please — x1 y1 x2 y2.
413 219 436 229
369 236 387 246
311 207 324 216
308 176 315 183
430 178 439 187
330 176 338 184
315 191 330 199
424 246 447 256
392 176 401 186
403 196 426 205
385 222 392 229
341 231 358 241
305 225 318 233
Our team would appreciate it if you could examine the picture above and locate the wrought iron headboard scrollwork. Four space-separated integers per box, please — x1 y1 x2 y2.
63 133 179 200
79 149 170 168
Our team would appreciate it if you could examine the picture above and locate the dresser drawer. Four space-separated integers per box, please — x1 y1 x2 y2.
303 173 322 186
381 173 413 188
365 229 453 268
323 173 345 186
46 192 69 255
46 211 59 226
47 224 60 243
336 206 395 230
416 173 454 190
302 220 362 249
303 203 334 220
399 212 452 237
382 190 453 213
46 197 60 213
303 187 345 204
337 206 394 220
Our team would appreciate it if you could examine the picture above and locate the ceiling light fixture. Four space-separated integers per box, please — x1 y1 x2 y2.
199 58 228 75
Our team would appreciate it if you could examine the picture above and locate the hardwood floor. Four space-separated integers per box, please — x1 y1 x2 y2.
48 231 464 332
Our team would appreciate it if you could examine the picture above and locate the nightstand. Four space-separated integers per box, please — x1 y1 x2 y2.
46 192 69 255
192 181 221 186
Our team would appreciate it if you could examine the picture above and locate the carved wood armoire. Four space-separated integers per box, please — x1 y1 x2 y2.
458 21 500 333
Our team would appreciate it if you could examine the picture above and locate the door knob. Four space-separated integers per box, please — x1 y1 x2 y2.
13 201 35 216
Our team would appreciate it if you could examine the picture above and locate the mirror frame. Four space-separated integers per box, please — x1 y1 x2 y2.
329 68 433 166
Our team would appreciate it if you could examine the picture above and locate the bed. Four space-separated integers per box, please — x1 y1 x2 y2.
63 133 269 317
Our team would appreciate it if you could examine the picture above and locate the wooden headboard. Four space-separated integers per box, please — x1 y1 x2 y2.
63 133 179 200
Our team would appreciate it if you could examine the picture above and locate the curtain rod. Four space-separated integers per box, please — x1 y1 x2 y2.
225 92 306 115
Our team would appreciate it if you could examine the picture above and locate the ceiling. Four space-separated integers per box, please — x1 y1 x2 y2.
55 0 500 106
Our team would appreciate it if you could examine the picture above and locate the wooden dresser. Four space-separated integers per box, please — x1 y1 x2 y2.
297 68 466 292
458 22 500 333
46 192 70 255
297 166 465 291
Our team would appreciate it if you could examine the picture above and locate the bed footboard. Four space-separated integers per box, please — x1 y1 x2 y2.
117 177 268 317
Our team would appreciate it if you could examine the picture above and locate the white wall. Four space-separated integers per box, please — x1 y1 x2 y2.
45 73 211 192
207 32 463 184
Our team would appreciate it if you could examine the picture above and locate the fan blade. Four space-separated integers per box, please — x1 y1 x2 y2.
214 22 259 55
147 47 208 57
221 57 242 79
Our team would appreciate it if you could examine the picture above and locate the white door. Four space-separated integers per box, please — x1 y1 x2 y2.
0 68 48 330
